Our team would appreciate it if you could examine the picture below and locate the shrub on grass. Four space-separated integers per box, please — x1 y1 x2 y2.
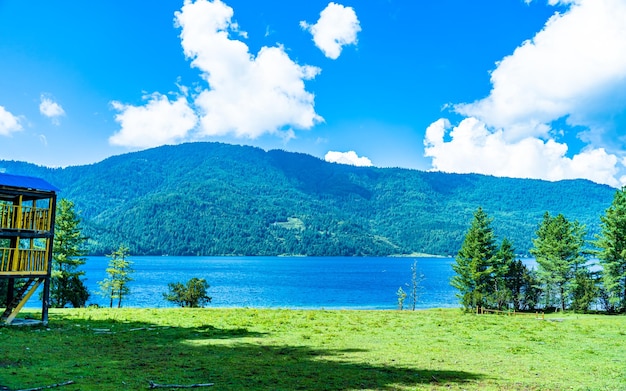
163 277 211 308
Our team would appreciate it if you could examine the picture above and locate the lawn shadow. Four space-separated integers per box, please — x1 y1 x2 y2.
2 313 484 390
46 311 268 338
177 342 484 390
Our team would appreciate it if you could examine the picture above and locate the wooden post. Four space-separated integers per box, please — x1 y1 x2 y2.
31 199 37 231
15 195 23 229
42 194 57 325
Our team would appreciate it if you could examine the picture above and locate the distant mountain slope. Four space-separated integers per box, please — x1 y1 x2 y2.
0 142 615 256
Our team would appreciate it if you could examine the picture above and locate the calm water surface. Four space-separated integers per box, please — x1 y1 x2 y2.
30 256 460 310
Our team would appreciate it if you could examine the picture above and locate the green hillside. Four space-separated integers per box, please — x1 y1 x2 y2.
0 142 615 256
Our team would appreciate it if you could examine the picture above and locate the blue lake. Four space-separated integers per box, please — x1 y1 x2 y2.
29 256 460 310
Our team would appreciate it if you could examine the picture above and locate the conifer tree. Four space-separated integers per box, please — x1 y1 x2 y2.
491 238 515 310
451 207 497 310
570 268 598 312
504 258 539 311
99 245 134 308
531 212 587 311
595 187 626 312
51 199 89 308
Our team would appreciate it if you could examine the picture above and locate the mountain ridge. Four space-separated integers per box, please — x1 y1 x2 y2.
0 142 615 256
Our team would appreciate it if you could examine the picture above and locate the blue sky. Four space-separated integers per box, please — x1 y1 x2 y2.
1 0 626 187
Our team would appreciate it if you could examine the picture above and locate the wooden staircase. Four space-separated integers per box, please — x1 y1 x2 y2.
1 277 43 325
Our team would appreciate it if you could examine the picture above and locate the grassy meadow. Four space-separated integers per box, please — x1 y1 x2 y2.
1 308 624 390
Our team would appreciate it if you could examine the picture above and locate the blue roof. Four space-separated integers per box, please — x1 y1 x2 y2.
0 172 59 192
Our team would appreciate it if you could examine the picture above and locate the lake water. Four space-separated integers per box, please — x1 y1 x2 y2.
28 256 460 310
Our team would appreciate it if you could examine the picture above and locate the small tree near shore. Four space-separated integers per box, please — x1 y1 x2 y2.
409 260 424 310
396 287 407 310
163 278 212 308
98 245 134 308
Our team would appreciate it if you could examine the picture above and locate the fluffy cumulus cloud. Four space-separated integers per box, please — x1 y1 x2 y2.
109 93 197 148
424 0 626 187
300 3 361 60
424 118 619 186
0 106 22 136
176 0 322 139
39 95 65 125
110 0 322 148
324 150 372 167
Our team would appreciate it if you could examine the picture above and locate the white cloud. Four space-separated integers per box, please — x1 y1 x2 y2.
0 106 22 136
524 2 582 8
175 0 322 140
109 0 322 148
456 0 626 137
109 93 197 148
424 0 626 187
39 95 65 125
548 0 579 5
300 2 361 60
424 117 620 187
325 150 372 167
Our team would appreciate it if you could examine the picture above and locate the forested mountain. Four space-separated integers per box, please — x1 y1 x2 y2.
0 142 616 256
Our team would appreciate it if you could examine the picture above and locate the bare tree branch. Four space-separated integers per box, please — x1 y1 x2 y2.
149 381 214 389
15 380 75 391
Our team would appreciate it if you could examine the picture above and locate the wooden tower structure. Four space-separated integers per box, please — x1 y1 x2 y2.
0 173 58 325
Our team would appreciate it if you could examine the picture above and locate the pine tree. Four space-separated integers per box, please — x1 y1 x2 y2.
491 238 515 310
504 258 539 311
99 245 134 308
530 212 587 311
595 186 626 312
451 207 497 310
51 199 89 308
570 268 598 312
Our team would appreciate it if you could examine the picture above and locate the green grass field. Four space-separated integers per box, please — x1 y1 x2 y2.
1 308 624 390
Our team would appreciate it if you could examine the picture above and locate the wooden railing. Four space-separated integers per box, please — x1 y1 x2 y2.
0 248 48 274
0 203 51 231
